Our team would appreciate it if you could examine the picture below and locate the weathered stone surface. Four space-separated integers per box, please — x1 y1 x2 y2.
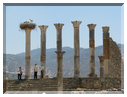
54 23 64 51
89 40 95 48
39 25 48 78
55 51 65 91
103 39 110 59
109 37 123 78
72 21 81 77
20 23 36 79
88 23 97 77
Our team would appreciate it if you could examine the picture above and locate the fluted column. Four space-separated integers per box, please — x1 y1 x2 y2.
102 26 110 77
54 23 64 77
55 51 65 91
87 23 97 77
25 28 31 79
38 25 48 78
20 22 36 79
71 20 81 78
54 23 64 51
54 23 65 92
98 55 105 90
98 56 105 79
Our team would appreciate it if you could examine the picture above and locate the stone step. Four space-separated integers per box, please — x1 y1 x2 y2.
8 88 58 91
8 85 58 88
9 82 70 85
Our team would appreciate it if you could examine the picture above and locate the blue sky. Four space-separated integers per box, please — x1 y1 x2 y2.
6 6 123 54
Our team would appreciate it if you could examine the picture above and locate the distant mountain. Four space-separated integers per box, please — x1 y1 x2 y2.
4 44 124 79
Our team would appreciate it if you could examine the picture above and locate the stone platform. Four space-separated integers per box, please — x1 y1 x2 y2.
5 77 122 92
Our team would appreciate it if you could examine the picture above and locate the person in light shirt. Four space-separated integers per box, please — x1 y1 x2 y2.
34 63 38 79
17 67 23 80
41 64 44 78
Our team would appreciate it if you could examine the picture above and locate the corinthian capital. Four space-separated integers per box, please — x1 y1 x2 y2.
38 25 48 32
71 20 82 28
102 26 109 33
54 23 64 29
87 23 96 30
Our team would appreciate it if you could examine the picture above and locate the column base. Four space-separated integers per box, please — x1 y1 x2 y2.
87 73 98 78
38 75 49 79
73 74 81 78
25 76 31 79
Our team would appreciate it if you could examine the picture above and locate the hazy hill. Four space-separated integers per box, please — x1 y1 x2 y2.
4 44 124 79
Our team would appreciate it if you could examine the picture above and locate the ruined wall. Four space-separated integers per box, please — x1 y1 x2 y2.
109 37 123 78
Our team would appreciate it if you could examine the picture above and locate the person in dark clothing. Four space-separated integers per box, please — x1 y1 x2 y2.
17 67 23 80
34 63 38 79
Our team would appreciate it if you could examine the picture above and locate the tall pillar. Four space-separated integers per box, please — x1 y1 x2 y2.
102 26 110 77
20 22 36 79
55 51 65 91
54 23 64 76
87 23 97 77
25 28 31 79
98 55 105 90
54 23 65 92
71 20 81 78
38 25 48 78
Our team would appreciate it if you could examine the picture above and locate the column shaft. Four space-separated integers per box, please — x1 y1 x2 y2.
87 24 97 77
74 27 80 77
25 28 31 79
54 23 64 77
71 21 81 78
98 56 105 90
55 51 65 91
39 25 48 78
57 29 62 51
103 27 110 77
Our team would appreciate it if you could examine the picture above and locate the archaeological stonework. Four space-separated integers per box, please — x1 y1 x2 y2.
4 21 124 93
109 37 123 78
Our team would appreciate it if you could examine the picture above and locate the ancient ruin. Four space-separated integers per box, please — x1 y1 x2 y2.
38 25 48 78
20 22 36 79
4 20 124 93
71 21 81 78
87 23 97 77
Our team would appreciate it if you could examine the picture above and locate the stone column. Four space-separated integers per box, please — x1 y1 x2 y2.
87 23 97 77
25 28 31 79
55 51 65 91
54 23 64 51
20 22 36 79
38 25 48 78
102 26 110 77
54 23 64 76
54 23 65 92
98 56 105 79
71 20 81 78
98 55 105 90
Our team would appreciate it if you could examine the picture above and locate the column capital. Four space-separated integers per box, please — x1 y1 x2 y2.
98 55 105 61
71 20 82 28
38 25 48 32
102 26 109 33
87 23 96 30
55 51 65 57
54 23 64 29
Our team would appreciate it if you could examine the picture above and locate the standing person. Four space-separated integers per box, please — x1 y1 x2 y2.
34 63 38 79
17 67 23 80
41 64 44 78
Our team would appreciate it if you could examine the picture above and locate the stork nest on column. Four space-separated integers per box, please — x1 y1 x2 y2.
20 22 36 29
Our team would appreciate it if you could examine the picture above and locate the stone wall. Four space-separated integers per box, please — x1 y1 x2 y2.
3 79 7 94
109 37 123 78
105 77 121 90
